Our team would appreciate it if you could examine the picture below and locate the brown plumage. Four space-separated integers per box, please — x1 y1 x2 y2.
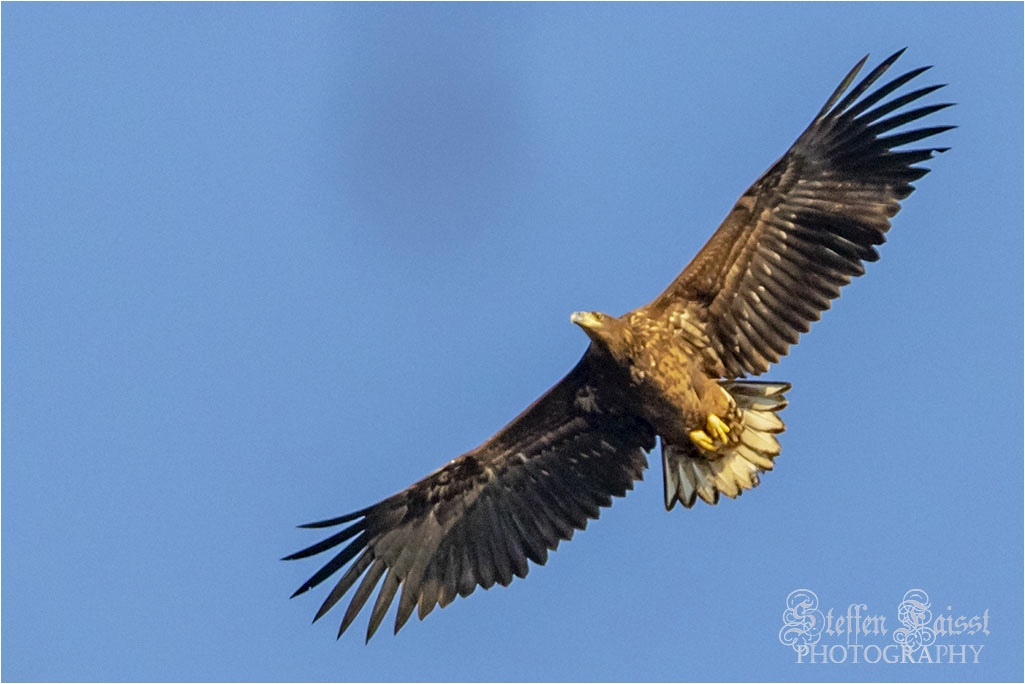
285 49 952 641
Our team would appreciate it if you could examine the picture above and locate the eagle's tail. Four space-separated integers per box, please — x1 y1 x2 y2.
662 381 790 510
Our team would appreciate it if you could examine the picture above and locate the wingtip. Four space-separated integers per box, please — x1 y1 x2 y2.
877 46 908 67
337 616 353 639
297 508 370 529
313 598 338 627
884 47 936 77
931 124 958 138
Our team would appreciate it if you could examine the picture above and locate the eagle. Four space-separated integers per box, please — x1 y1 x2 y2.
285 49 952 641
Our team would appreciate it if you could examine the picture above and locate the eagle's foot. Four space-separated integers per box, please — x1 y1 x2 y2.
689 413 731 453
707 413 730 442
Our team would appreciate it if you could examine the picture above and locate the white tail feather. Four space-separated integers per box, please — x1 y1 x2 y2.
662 381 790 510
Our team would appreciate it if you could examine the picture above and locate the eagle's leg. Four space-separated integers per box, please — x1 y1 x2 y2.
688 414 731 453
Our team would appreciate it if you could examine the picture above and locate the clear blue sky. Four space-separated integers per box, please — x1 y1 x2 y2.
3 3 1022 682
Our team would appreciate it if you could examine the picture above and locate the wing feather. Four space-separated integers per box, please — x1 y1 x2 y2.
417 576 442 621
649 50 952 377
285 349 655 639
338 557 384 636
366 569 400 641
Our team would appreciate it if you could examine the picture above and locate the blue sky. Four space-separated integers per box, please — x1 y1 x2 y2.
3 3 1022 682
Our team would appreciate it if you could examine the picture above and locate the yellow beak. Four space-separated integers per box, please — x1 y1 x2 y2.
570 311 602 329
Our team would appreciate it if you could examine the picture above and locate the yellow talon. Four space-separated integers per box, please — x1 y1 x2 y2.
707 414 731 443
690 413 731 453
689 429 717 452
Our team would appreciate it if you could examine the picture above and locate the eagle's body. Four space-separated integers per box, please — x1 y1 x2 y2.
286 50 952 641
577 311 713 447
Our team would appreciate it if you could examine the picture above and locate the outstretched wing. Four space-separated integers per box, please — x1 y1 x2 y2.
648 49 954 378
284 348 655 641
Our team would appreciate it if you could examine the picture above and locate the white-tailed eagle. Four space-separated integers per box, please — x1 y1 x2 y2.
285 49 952 641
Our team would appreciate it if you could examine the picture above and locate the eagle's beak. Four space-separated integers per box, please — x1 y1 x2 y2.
570 311 602 330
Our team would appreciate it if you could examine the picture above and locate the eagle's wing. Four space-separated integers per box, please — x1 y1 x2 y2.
284 348 655 641
648 50 953 378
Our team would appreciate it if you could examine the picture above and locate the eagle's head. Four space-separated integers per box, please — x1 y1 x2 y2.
571 311 634 362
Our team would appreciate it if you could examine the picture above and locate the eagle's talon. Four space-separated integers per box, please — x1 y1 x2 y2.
707 414 730 443
690 413 731 453
689 428 717 452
